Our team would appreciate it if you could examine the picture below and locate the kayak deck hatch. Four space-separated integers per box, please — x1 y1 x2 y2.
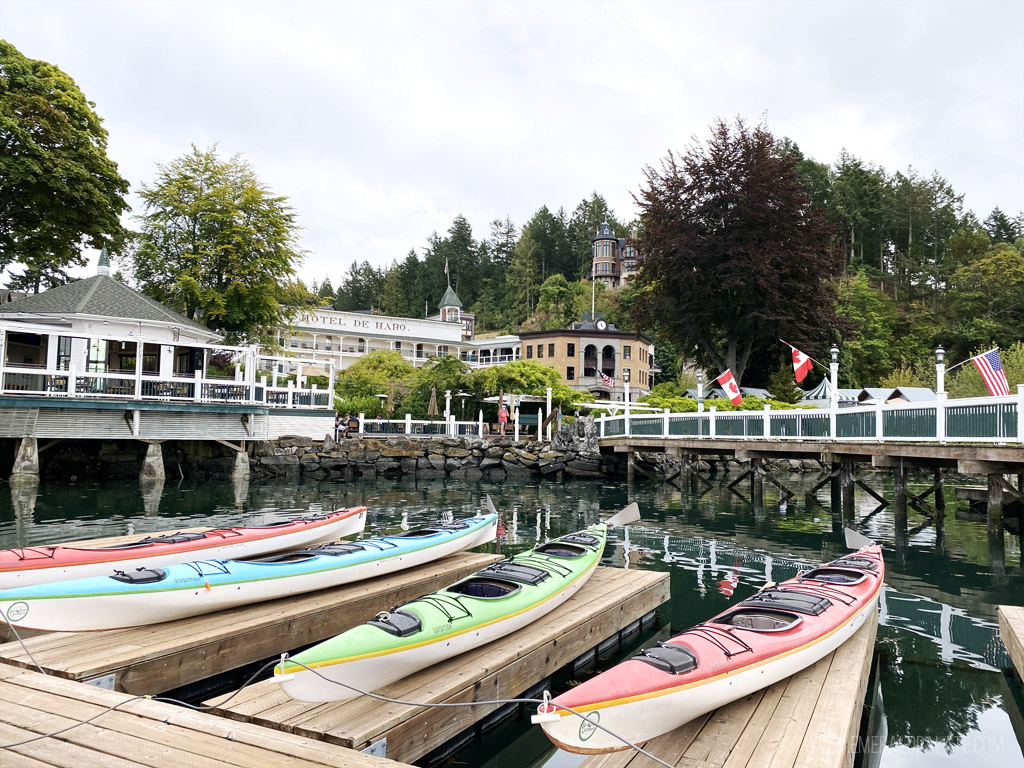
634 642 698 674
110 567 167 584
367 608 422 637
740 589 831 615
534 543 587 558
474 561 551 585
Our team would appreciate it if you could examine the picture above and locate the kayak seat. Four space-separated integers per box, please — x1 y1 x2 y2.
110 567 167 584
367 609 422 637
799 567 867 585
557 533 600 548
741 589 831 615
475 561 551 585
241 552 320 564
448 578 522 598
717 609 802 632
392 529 445 538
832 556 878 571
97 532 207 548
634 643 698 675
533 543 586 559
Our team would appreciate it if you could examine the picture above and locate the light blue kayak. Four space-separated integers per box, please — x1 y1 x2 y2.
0 514 499 631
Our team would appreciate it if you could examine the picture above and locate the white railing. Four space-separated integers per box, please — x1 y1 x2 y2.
594 387 1024 445
0 364 330 410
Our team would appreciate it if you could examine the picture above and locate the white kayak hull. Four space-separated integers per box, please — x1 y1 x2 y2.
1 512 366 589
1 516 496 632
539 593 878 754
277 558 598 702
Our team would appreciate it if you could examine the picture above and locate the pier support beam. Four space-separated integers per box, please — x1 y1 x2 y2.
989 474 1007 586
10 437 39 487
626 449 635 485
232 446 250 481
841 461 855 522
139 442 166 485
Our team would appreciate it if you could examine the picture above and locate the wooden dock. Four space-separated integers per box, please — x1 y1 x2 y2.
0 664 412 767
0 551 501 694
204 566 670 765
578 610 879 768
999 605 1024 676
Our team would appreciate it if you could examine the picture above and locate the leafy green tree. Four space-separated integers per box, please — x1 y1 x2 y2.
835 272 898 386
333 350 418 416
634 117 838 385
507 232 540 323
133 145 313 344
984 207 1019 244
317 277 334 299
402 355 473 418
534 274 586 330
472 360 579 413
0 40 130 292
946 243 1024 361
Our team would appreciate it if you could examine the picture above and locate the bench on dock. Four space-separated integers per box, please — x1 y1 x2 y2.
578 610 878 768
0 664 412 767
204 565 671 766
0 550 502 694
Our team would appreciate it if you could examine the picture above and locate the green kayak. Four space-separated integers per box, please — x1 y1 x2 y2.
276 523 608 702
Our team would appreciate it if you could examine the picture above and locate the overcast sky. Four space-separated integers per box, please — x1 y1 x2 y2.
3 0 1023 288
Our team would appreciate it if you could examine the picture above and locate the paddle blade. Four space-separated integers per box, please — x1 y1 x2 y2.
485 494 499 518
845 527 874 550
605 502 640 528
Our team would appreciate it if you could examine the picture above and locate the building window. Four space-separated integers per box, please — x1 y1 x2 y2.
87 338 107 373
537 344 544 359
567 366 575 381
567 343 575 357
624 345 631 360
394 341 402 352
548 343 555 357
439 345 448 355
526 345 533 359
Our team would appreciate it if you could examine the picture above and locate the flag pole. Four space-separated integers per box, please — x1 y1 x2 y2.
779 339 828 369
946 348 999 373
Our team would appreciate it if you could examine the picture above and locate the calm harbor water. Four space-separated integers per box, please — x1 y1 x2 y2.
1 471 1022 767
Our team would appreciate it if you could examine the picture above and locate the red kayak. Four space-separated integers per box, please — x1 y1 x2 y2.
0 507 367 589
535 545 884 753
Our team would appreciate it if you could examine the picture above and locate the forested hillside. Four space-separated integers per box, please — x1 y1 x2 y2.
315 143 1022 391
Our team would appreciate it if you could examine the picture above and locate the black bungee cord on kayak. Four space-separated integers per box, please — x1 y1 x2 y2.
2 651 679 768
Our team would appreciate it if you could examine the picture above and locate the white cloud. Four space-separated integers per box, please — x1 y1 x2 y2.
2 0 1021 286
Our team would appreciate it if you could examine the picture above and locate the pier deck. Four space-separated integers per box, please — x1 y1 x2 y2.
998 606 1024 676
0 664 410 767
579 610 878 768
205 566 670 766
0 551 501 694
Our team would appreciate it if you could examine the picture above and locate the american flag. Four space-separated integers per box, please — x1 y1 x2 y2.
971 349 1010 396
600 371 615 388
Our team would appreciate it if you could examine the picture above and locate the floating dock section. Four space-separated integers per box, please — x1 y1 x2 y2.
205 566 670 765
999 605 1024 676
578 611 878 768
0 551 502 694
0 664 412 767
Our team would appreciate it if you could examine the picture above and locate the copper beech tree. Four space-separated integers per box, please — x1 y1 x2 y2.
633 117 839 386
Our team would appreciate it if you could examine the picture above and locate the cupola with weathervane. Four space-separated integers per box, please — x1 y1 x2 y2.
438 284 463 323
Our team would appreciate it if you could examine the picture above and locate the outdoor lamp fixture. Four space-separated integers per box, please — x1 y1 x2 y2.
624 368 630 382
456 390 470 419
830 346 839 364
935 346 945 365
376 393 387 417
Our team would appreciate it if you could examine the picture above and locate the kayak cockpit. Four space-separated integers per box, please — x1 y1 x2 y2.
714 609 803 632
533 542 587 558
447 578 522 598
110 567 168 584
799 567 868 585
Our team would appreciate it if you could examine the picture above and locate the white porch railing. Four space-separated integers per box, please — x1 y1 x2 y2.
0 364 331 409
595 387 1024 445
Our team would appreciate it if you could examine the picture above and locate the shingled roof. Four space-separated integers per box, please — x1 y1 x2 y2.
0 275 213 334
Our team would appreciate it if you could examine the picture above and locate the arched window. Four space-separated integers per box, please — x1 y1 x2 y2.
601 345 616 378
583 344 598 378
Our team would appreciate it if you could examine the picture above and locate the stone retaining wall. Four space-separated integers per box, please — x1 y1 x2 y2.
249 434 619 480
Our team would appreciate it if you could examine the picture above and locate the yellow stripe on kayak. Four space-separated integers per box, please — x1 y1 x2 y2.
550 576 883 718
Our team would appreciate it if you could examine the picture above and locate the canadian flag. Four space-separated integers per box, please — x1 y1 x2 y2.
716 369 743 405
792 346 813 383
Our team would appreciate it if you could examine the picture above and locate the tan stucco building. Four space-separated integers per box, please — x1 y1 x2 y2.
518 315 655 401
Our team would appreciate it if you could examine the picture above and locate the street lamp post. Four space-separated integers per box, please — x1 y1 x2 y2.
697 371 704 413
376 393 387 419
457 390 470 420
936 346 946 394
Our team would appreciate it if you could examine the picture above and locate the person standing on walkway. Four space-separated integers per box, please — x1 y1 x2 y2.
498 404 508 436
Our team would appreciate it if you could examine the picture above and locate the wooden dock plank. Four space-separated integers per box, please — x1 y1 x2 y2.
0 665 412 767
205 566 670 765
0 552 501 693
998 606 1024 678
578 611 878 768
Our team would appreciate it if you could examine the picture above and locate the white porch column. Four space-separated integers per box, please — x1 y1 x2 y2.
45 334 59 370
159 345 174 378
